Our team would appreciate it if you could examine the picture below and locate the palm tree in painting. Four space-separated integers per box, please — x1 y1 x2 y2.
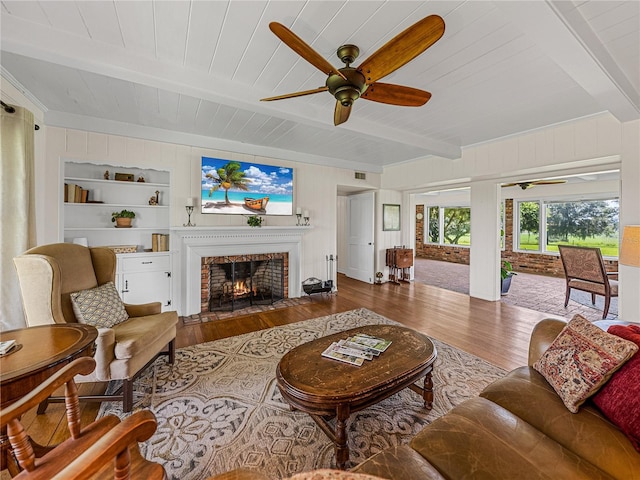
206 162 251 205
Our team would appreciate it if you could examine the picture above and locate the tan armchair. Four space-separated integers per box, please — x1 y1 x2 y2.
13 243 178 412
1 357 165 479
558 245 618 319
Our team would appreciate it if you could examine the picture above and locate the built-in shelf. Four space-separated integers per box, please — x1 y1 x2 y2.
62 160 171 251
65 203 169 209
65 176 169 188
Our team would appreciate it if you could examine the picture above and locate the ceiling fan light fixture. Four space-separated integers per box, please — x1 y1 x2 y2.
335 86 361 107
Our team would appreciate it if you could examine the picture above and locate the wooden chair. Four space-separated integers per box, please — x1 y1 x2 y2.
0 357 165 479
558 245 618 319
13 243 178 412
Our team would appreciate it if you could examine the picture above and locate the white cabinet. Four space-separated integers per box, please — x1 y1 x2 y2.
117 253 172 311
62 160 170 251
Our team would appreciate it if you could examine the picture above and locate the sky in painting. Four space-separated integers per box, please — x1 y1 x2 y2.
201 157 293 196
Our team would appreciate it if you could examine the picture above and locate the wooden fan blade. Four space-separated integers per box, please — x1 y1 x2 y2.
361 83 431 106
261 86 328 102
358 15 445 84
532 180 567 185
334 101 352 126
270 23 347 80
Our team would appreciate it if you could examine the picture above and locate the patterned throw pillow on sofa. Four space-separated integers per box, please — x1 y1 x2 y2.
534 314 637 413
70 281 129 328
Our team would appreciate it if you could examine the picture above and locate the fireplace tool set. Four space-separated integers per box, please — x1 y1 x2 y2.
302 254 336 295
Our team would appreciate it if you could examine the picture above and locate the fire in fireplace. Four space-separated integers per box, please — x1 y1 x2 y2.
203 253 287 312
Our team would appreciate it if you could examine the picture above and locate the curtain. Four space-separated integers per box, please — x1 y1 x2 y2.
1 104 36 331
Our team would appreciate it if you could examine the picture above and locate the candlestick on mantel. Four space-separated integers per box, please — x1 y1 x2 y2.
184 197 196 226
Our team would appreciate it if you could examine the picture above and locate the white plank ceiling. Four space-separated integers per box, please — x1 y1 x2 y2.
1 1 638 172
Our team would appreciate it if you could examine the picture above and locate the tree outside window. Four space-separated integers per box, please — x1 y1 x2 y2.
546 200 619 255
443 207 471 245
427 206 439 243
515 198 619 256
518 201 540 251
424 206 471 246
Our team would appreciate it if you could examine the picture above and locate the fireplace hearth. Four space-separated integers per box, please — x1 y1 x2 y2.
202 253 287 312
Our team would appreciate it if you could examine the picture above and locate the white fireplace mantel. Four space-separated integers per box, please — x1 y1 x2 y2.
171 226 311 315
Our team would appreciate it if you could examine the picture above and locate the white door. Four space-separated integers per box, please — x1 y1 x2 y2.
347 191 375 283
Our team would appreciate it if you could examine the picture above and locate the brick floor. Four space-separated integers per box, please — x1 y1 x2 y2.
414 258 618 322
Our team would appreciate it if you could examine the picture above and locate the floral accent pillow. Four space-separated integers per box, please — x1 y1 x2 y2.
70 281 129 328
534 314 638 413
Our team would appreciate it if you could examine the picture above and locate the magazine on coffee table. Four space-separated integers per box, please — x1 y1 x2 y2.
336 340 374 360
348 333 392 353
321 342 365 366
339 338 381 357
0 340 16 356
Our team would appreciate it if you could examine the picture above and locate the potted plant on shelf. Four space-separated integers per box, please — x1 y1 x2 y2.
501 260 516 295
111 209 136 228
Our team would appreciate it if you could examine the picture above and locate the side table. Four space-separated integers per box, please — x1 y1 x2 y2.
0 323 98 475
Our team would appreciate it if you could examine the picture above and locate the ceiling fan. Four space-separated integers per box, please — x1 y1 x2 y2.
502 180 568 190
260 15 445 126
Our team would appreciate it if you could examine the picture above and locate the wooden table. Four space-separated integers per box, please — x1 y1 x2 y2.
386 248 413 283
276 324 436 469
0 323 98 474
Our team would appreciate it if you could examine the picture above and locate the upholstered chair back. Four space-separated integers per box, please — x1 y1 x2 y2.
558 245 608 285
14 243 117 326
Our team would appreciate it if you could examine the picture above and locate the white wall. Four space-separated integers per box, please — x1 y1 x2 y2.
619 120 640 321
382 113 639 322
376 189 403 278
39 127 381 294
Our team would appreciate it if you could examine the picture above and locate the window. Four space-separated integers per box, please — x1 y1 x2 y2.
427 206 439 243
424 206 471 246
518 201 540 251
515 198 619 256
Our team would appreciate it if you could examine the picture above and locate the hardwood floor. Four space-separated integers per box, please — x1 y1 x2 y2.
4 274 560 474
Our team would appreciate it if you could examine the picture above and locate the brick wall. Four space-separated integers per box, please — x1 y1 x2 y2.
415 200 618 276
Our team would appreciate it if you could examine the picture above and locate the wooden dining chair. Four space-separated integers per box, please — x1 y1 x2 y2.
558 245 618 319
0 356 165 480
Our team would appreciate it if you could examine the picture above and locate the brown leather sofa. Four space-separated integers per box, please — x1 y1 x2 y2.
209 318 640 480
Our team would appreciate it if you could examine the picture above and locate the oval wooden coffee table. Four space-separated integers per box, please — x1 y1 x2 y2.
276 324 437 469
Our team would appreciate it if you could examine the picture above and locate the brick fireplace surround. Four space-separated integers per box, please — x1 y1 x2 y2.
172 226 308 316
201 253 289 312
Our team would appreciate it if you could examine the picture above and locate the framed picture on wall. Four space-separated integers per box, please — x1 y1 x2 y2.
201 157 293 215
383 204 401 231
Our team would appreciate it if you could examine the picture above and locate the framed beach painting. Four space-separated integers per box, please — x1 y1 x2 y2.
201 157 293 215
383 204 401 231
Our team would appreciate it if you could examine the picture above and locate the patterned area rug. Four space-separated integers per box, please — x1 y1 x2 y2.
98 308 506 480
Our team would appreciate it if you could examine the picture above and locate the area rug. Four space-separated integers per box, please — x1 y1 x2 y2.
98 308 506 480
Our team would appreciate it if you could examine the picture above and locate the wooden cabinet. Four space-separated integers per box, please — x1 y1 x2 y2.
62 160 170 251
117 253 172 311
